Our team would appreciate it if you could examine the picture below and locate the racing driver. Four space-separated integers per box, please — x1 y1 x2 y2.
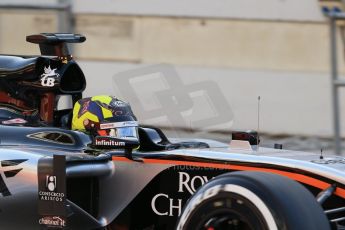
71 95 139 149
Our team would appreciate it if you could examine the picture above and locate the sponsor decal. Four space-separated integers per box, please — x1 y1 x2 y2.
111 100 127 107
151 193 182 217
178 172 210 195
47 175 56 191
100 123 117 130
151 172 212 217
95 137 126 146
40 65 59 87
100 121 138 129
38 155 67 229
2 118 27 125
0 159 27 197
38 174 64 202
39 216 66 228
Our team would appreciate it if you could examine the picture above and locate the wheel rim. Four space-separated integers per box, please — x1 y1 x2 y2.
203 213 253 230
192 194 269 230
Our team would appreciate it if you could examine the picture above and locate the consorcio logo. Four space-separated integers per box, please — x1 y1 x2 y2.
46 175 56 192
39 174 64 202
39 216 65 227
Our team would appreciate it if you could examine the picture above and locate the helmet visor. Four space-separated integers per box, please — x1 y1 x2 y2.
98 121 138 139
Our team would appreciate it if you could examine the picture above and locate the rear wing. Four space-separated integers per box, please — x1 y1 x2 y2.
26 33 86 59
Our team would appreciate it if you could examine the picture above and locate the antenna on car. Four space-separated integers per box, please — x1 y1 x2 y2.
257 96 261 150
320 148 324 160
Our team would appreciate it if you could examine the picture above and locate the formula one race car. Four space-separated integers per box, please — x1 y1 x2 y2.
0 33 344 230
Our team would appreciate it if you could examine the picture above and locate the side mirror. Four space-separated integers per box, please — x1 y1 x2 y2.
230 130 260 151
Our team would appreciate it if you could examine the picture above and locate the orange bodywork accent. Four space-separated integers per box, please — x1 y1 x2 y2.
112 156 345 199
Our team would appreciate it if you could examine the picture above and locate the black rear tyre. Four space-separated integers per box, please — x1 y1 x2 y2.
176 171 330 230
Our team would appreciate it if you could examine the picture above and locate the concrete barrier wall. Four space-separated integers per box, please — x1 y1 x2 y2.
0 10 57 55
0 8 343 137
79 61 339 137
74 15 339 73
73 0 325 22
1 0 326 21
0 13 339 72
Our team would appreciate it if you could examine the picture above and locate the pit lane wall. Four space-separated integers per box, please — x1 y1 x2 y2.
0 0 344 137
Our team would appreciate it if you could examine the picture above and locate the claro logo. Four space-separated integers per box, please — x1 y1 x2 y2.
151 172 212 217
39 216 65 228
0 159 28 197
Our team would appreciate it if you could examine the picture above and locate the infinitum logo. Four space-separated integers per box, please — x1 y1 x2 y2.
0 159 28 197
95 139 126 146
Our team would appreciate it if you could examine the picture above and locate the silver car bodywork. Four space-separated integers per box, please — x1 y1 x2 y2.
2 131 345 229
